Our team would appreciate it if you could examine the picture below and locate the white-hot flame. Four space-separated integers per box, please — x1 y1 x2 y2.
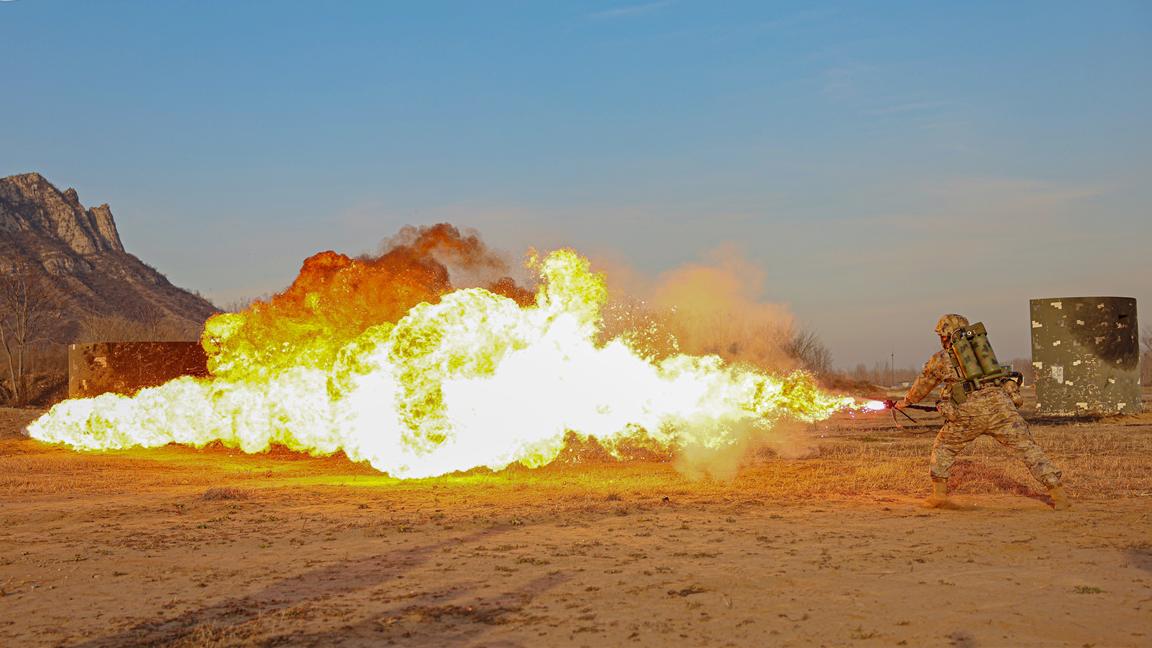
28 250 856 478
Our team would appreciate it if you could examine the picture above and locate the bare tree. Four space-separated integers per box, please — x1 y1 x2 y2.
784 328 832 377
76 315 200 343
0 265 59 405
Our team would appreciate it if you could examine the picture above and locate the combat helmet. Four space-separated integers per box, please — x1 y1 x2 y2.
934 314 970 340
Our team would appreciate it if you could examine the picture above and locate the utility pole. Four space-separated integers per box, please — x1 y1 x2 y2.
890 350 895 387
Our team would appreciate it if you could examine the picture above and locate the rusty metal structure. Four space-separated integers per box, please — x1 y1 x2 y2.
68 342 209 399
1030 297 1141 416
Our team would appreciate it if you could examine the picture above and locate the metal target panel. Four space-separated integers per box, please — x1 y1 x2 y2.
1029 297 1141 416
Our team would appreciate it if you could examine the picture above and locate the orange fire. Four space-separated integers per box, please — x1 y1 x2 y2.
29 225 859 478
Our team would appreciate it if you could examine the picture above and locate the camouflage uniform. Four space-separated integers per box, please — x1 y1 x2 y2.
905 349 1063 488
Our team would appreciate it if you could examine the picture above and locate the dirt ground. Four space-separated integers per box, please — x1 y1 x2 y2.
2 390 1151 647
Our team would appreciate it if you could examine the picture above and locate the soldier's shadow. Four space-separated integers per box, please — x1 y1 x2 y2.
949 460 1052 507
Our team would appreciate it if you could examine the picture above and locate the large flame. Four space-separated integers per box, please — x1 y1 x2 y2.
28 231 855 478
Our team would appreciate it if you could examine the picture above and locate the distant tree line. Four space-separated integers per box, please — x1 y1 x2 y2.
840 362 919 388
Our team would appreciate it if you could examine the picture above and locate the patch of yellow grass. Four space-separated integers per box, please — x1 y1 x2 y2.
3 406 1151 504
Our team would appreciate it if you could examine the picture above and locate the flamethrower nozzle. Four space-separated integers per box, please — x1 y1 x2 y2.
882 399 937 413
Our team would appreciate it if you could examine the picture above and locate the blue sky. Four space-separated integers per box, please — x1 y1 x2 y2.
3 0 1150 367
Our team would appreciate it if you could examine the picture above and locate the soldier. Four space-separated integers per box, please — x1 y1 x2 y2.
895 314 1070 510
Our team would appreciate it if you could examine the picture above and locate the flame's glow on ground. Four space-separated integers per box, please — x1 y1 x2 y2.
29 251 856 478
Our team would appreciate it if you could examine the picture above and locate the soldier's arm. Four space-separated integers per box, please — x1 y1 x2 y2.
899 354 948 406
1001 378 1024 407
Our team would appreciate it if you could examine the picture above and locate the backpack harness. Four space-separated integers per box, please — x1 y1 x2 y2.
945 322 1023 405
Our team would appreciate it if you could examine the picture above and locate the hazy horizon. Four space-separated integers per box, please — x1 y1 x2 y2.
3 1 1149 368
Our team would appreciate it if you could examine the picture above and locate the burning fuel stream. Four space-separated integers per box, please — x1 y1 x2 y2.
28 238 858 478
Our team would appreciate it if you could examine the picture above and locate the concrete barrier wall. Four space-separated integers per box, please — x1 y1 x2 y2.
68 342 210 399
1030 297 1141 416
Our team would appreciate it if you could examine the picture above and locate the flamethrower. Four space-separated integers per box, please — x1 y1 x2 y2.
859 399 937 413
858 399 938 429
882 399 936 413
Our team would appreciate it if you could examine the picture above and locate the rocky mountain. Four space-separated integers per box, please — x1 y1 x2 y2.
0 172 218 339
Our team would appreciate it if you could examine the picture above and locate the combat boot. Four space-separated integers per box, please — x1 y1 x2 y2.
922 480 950 509
1048 485 1071 511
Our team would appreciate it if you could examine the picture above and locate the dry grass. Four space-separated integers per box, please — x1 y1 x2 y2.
3 415 1150 509
3 400 1150 648
809 421 1152 498
200 487 250 501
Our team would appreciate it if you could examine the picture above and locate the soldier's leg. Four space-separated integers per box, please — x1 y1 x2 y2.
989 415 1070 510
989 415 1062 487
926 422 975 508
929 422 975 483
